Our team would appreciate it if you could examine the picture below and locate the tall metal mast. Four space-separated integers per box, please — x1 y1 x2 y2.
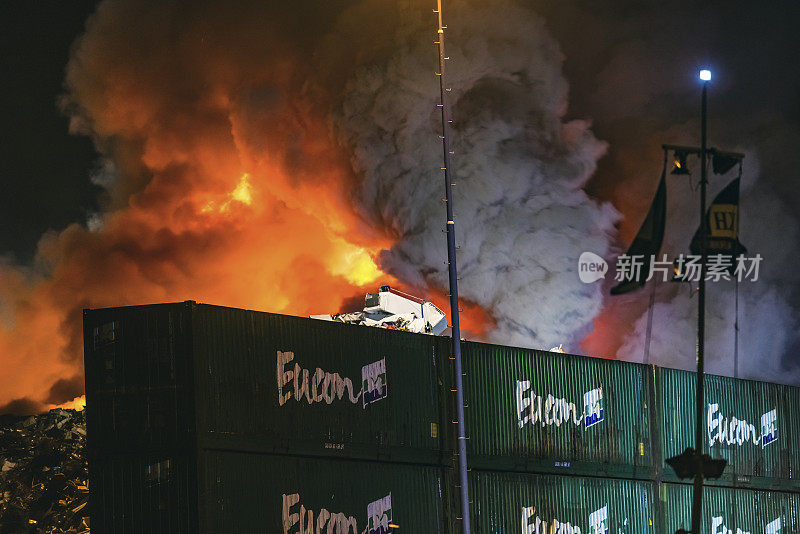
690 75 710 534
664 70 745 534
433 0 471 531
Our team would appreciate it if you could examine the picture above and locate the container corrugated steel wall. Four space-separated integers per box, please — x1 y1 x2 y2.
87 452 197 533
459 341 654 478
83 303 196 454
191 304 446 463
84 302 446 464
658 367 800 491
197 451 447 533
659 482 800 534
83 301 800 534
454 470 656 534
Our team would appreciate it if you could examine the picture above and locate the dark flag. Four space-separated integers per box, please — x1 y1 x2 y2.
689 177 747 259
611 171 667 295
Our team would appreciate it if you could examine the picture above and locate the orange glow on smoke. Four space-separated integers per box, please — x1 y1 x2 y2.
0 39 493 412
427 290 496 338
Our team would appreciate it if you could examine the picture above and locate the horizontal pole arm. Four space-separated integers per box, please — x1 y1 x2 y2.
662 144 745 160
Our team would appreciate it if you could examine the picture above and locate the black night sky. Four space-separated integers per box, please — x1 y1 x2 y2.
1 0 101 262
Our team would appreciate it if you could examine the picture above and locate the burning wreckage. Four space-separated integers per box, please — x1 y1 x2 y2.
311 286 448 335
0 409 89 534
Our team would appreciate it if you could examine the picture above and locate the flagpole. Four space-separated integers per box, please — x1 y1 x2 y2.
734 161 742 381
734 278 739 379
690 74 710 534
643 280 656 365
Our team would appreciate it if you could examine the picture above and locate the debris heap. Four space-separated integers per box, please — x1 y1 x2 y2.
0 409 89 534
311 286 448 335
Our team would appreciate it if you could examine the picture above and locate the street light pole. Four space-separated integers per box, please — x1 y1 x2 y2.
691 69 711 534
665 71 741 527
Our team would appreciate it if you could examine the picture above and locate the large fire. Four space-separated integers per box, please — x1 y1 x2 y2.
0 2 493 413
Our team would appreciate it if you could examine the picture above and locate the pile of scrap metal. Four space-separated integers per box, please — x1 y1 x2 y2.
0 409 89 534
311 286 448 335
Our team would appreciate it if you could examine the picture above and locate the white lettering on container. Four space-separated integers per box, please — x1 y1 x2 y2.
522 505 607 534
707 404 778 448
765 518 781 534
282 493 358 533
277 351 372 407
712 516 750 534
517 381 604 430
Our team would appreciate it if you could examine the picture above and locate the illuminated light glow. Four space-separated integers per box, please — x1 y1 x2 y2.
699 69 712 81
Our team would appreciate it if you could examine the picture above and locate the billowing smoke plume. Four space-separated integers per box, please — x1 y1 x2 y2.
615 167 800 383
336 0 618 348
2 0 797 412
0 0 399 413
0 0 621 412
546 1 800 382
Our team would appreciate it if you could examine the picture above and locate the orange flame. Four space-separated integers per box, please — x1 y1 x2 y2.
51 395 87 412
0 7 495 413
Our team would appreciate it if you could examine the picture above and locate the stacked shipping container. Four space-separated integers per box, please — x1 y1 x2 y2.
657 368 800 491
83 302 799 533
659 483 800 534
460 341 654 478
84 302 451 532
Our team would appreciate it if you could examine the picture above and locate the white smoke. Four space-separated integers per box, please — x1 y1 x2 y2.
617 161 800 382
516 1 800 384
334 0 619 349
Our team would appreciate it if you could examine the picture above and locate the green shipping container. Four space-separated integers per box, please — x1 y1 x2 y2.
456 470 656 534
458 341 655 478
657 367 800 491
199 452 447 533
83 302 196 453
83 302 446 464
88 452 198 533
659 482 800 534
88 451 446 533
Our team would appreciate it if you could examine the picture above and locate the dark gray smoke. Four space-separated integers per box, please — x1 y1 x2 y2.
536 1 800 382
3 0 796 414
617 165 800 383
335 0 619 349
